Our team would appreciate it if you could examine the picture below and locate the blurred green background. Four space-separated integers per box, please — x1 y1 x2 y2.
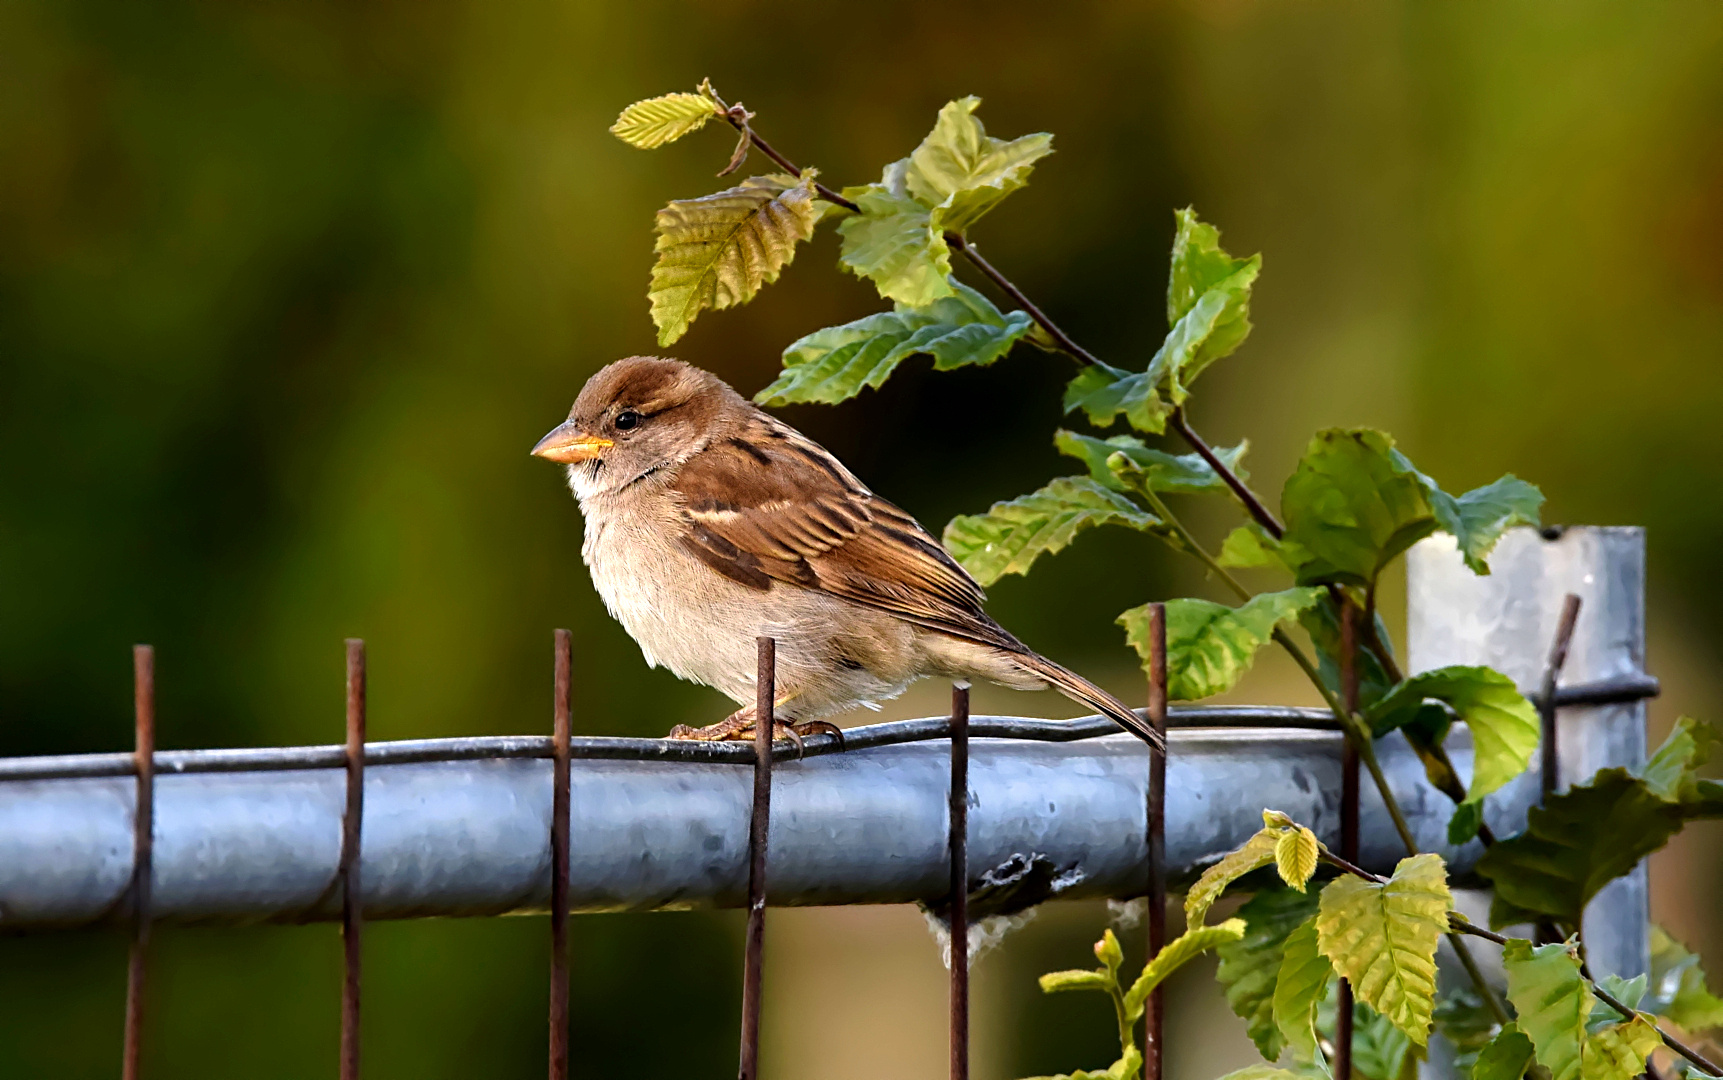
2 1 1720 1076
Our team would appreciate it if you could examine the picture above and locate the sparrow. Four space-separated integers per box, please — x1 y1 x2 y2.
531 356 1161 749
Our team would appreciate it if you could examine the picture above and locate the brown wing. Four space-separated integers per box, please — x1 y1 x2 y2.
671 417 1022 651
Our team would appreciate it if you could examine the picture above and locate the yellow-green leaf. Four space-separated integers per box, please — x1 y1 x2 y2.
609 89 720 149
1471 1023 1535 1080
1580 1016 1661 1080
1502 939 1665 1080
1273 916 1334 1064
1124 919 1247 1022
1316 853 1452 1045
836 172 955 307
1040 969 1112 994
1185 828 1281 926
1367 666 1540 805
1648 925 1723 1032
1276 826 1319 893
903 96 1053 233
648 173 819 346
942 477 1159 587
1213 1068 1307 1080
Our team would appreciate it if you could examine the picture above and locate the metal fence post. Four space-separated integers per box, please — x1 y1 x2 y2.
1408 526 1650 982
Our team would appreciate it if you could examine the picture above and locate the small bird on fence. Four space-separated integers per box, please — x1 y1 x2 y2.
532 357 1159 750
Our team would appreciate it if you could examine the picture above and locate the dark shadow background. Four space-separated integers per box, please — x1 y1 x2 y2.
1 1 1719 1077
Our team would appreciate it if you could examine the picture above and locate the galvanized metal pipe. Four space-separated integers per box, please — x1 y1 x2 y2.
0 720 1516 931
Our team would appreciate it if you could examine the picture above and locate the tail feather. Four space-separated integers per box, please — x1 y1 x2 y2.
1015 652 1164 750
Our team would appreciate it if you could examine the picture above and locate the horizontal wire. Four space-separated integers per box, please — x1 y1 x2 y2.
0 674 1657 783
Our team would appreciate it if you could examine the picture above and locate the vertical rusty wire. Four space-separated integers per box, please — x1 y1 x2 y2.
1335 603 1360 1080
949 682 971 1080
122 644 155 1080
341 639 366 1080
1144 604 1168 1080
738 637 774 1080
1540 594 1583 798
550 630 573 1080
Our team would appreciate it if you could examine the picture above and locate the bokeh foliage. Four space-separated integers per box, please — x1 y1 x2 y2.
2 1 1721 1078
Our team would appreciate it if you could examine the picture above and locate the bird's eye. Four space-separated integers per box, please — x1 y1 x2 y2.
614 410 641 431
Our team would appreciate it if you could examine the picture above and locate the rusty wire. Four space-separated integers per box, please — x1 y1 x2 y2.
122 644 154 1080
1335 603 1361 1080
1143 604 1168 1080
1540 594 1584 797
341 640 365 1080
550 630 573 1080
738 637 774 1080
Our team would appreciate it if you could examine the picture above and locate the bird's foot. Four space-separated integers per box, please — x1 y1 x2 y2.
666 711 845 755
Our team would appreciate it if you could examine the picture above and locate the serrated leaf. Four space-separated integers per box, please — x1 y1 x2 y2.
1063 362 1172 434
1275 917 1334 1064
609 88 719 148
1427 476 1545 575
1165 208 1262 387
1437 988 1505 1064
649 173 819 346
1277 827 1319 892
1476 768 1687 929
1040 969 1113 994
835 180 955 307
1218 524 1286 570
1125 588 1322 701
1640 717 1721 803
902 96 1053 233
1216 886 1322 1060
1448 801 1487 846
1649 925 1723 1032
1352 998 1422 1080
756 282 1033 405
1054 430 1248 496
1316 853 1452 1045
1472 1023 1536 1080
1124 919 1247 1021
943 477 1159 586
1504 940 1591 1080
1502 940 1663 1080
1186 828 1283 925
1591 975 1649 1028
1280 429 1542 586
1368 666 1540 805
1280 430 1439 587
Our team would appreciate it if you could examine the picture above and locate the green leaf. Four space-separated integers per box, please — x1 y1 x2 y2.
1427 476 1545 576
1476 768 1687 929
1185 828 1283 926
1063 362 1172 434
1316 853 1452 1045
1503 940 1663 1080
1368 666 1540 804
1018 1044 1145 1080
1472 1023 1536 1080
649 173 820 346
1447 801 1487 847
1299 596 1397 711
1277 827 1320 892
1274 916 1335 1065
1504 940 1590 1080
1591 975 1649 1027
1280 430 1439 587
1054 430 1248 496
902 96 1053 234
609 87 719 149
835 176 956 307
1217 524 1285 570
1352 999 1422 1080
1124 919 1248 1021
943 477 1159 587
1649 925 1723 1032
1215 886 1322 1060
1040 969 1113 994
756 282 1032 405
1437 988 1506 1066
1640 717 1722 803
1213 1069 1308 1080
1126 588 1322 701
1165 208 1262 385
1095 927 1125 978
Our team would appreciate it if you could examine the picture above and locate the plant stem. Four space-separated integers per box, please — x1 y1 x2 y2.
712 102 860 211
1168 408 1286 540
944 233 1106 366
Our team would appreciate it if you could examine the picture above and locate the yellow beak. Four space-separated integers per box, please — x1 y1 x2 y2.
531 421 613 463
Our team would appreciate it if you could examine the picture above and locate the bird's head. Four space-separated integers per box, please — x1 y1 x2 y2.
532 356 735 499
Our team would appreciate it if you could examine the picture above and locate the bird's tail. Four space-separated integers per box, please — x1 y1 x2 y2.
1014 651 1164 750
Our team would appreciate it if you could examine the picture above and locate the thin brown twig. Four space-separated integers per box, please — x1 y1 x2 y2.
944 233 1105 366
715 107 860 212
